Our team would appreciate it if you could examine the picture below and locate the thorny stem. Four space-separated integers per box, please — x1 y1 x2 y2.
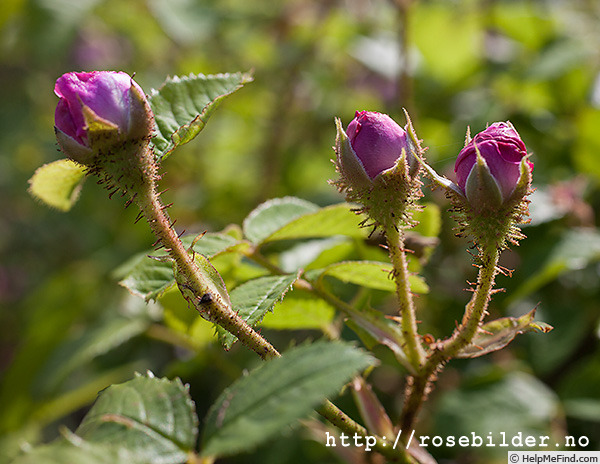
385 223 426 370
245 248 417 374
136 172 279 360
134 165 413 462
399 244 501 435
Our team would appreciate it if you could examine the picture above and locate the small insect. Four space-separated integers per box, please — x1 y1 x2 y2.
199 293 213 304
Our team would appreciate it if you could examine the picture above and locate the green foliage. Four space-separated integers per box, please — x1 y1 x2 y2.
28 159 86 212
243 197 321 244
316 260 429 294
217 274 298 348
11 374 197 464
456 309 552 359
3 1 600 463
201 341 375 457
149 72 253 161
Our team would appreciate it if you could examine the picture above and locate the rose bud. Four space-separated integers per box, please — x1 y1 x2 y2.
54 71 154 167
454 121 533 211
333 111 424 229
346 111 417 180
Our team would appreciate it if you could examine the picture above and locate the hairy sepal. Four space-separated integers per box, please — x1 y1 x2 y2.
332 118 424 231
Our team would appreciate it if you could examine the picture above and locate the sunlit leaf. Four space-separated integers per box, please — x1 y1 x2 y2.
149 72 253 161
265 203 368 242
217 274 298 348
260 291 335 330
201 341 375 457
243 196 320 244
115 232 242 301
318 261 429 294
28 159 86 211
456 309 553 359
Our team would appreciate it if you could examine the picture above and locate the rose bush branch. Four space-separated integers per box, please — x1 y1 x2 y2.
52 71 417 463
54 71 280 361
333 111 427 371
400 122 534 434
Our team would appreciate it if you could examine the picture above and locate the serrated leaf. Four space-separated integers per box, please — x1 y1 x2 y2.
28 159 86 211
217 274 298 348
149 72 253 161
318 261 429 294
265 203 369 243
201 341 375 457
116 232 242 301
34 317 149 396
116 256 176 301
76 373 198 464
456 309 553 359
243 197 320 244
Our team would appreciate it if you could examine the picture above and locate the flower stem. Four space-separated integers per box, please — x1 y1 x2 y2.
399 244 501 433
385 223 425 370
132 168 410 460
134 173 280 360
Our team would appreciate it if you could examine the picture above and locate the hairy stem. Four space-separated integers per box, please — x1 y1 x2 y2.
135 173 280 360
399 244 501 434
133 169 409 460
385 224 426 370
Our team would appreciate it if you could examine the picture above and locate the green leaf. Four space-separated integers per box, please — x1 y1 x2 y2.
28 159 86 211
217 274 298 348
318 261 429 294
116 232 241 301
201 341 375 457
265 203 369 242
149 72 253 161
34 317 150 396
76 373 198 464
190 253 231 310
243 197 320 244
456 309 553 359
260 291 335 330
9 440 122 464
343 307 411 373
116 255 175 301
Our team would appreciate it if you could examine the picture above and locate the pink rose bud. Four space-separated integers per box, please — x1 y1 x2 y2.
454 122 533 210
346 111 413 179
54 71 153 165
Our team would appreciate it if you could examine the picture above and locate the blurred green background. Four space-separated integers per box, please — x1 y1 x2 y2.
1 0 599 463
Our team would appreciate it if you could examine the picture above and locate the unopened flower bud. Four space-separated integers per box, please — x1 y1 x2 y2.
333 111 424 229
54 71 154 166
455 122 533 211
346 111 414 179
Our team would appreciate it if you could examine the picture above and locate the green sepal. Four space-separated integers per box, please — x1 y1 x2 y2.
334 117 372 192
332 112 426 231
82 104 121 153
464 146 503 212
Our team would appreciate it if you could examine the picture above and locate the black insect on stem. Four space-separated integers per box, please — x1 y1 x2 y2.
200 293 213 304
